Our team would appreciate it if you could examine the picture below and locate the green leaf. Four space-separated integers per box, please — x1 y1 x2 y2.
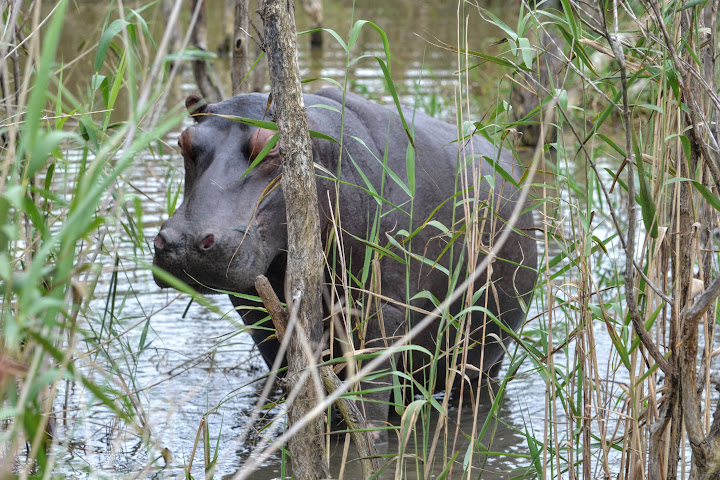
666 66 680 99
345 231 406 264
518 37 533 69
677 0 706 12
374 57 416 156
317 28 348 52
348 20 370 51
692 182 720 212
79 117 99 151
103 50 127 130
629 305 663 353
306 103 341 114
590 304 630 370
385 233 449 276
558 88 568 112
25 131 80 179
559 0 580 38
17 0 68 175
597 134 626 157
632 139 658 238
638 104 664 114
94 19 130 72
425 220 449 234
240 132 279 180
128 7 156 50
479 8 518 42
679 134 692 169
482 155 518 187
405 142 415 196
466 52 518 70
92 74 110 107
346 151 380 204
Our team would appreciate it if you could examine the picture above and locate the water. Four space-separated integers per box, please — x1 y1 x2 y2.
34 1 692 479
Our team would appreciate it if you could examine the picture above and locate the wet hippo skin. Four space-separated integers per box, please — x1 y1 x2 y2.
153 88 537 433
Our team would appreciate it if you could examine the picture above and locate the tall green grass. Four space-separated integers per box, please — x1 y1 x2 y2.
0 1 202 477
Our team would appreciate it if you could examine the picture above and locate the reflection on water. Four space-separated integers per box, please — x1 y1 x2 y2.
49 1 565 479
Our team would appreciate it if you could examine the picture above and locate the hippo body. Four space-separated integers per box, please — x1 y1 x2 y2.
153 88 537 425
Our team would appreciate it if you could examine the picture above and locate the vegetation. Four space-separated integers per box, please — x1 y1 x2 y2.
1 0 719 479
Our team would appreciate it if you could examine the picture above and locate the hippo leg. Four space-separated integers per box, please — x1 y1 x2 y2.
354 304 410 444
486 357 504 379
358 374 393 444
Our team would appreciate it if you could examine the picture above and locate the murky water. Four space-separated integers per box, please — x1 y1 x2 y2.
39 1 682 479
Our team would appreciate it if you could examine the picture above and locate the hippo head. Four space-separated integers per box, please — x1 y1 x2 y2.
153 94 287 294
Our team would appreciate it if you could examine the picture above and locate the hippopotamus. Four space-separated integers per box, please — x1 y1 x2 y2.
153 88 537 430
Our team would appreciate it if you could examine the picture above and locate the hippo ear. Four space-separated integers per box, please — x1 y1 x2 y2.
178 128 193 159
249 128 281 172
185 94 208 121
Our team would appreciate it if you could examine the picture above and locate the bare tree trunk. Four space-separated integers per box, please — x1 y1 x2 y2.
230 0 266 93
258 1 329 478
189 0 224 102
161 0 181 59
299 0 323 48
219 0 235 54
647 2 720 478
676 5 720 478
231 0 251 93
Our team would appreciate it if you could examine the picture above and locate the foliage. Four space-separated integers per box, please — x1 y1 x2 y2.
0 0 204 477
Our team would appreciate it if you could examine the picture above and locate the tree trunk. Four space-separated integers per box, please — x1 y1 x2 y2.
299 0 323 48
189 0 223 102
219 0 234 54
231 0 251 93
161 0 181 59
259 1 329 478
255 276 380 478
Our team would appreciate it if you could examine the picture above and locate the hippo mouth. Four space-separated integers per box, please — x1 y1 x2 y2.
152 246 247 294
152 217 275 295
152 234 285 297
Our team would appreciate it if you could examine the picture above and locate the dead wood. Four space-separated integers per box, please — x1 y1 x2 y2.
258 1 328 477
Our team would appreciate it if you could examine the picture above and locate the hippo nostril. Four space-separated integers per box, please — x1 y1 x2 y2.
154 233 167 250
200 234 215 250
